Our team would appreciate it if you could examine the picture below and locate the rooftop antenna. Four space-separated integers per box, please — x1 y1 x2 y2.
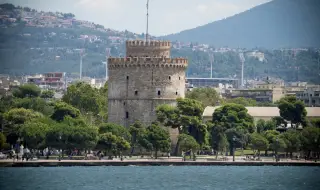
239 52 245 88
146 0 149 41
209 51 214 78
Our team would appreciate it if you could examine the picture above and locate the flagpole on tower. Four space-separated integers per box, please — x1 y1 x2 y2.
146 0 149 42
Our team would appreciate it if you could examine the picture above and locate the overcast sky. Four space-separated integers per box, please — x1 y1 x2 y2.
1 0 271 36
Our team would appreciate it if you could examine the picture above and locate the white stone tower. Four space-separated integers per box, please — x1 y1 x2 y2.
107 40 188 127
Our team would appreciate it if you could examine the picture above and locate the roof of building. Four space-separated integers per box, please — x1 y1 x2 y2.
203 106 320 118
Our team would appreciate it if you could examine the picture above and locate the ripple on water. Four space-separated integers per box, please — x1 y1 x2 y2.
0 166 320 190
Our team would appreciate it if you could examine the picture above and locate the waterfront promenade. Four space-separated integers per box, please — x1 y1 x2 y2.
1 157 319 167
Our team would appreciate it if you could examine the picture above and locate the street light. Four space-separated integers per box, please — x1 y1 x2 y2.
233 136 236 162
276 137 279 162
58 135 62 161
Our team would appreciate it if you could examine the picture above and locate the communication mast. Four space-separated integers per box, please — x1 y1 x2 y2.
239 52 245 87
209 51 214 78
80 49 84 80
105 48 111 80
146 0 150 41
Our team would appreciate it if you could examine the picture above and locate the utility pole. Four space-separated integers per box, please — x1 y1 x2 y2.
209 52 214 78
146 0 149 41
105 48 111 81
80 49 84 80
239 53 245 88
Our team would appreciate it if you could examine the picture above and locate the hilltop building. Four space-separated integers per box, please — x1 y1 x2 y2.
108 40 188 127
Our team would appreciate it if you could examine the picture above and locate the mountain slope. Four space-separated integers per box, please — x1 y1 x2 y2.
164 0 320 48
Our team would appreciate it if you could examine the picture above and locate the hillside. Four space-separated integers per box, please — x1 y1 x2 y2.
0 3 319 83
164 0 320 49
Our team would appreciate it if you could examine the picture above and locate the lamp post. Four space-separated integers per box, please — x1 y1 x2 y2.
233 136 236 162
315 138 318 162
58 135 61 161
276 137 279 162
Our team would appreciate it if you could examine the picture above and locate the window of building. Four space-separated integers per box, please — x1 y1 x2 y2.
135 90 138 95
176 92 178 95
123 102 126 106
126 112 129 119
169 76 171 80
158 90 161 96
179 76 181 80
126 76 129 80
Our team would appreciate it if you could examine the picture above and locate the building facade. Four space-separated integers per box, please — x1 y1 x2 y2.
296 85 320 107
108 40 188 127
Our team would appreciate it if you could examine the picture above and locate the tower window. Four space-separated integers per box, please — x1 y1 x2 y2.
179 76 181 80
135 90 138 95
126 76 129 80
126 112 129 119
176 92 178 95
158 91 161 96
123 102 126 106
169 76 171 80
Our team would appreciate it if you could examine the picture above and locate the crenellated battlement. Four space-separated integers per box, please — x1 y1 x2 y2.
126 40 171 47
126 40 171 57
108 57 188 68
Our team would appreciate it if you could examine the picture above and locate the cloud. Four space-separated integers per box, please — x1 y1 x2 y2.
197 4 208 13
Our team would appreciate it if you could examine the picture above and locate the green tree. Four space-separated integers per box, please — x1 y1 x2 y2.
210 125 228 158
186 87 221 107
156 104 181 132
225 97 257 106
139 122 171 158
212 103 255 133
250 132 269 158
269 136 287 155
0 132 6 150
156 98 206 154
128 121 146 155
263 130 280 155
13 97 53 116
99 123 131 141
177 134 200 153
96 132 118 155
115 136 131 157
62 82 103 114
19 120 49 149
300 127 320 158
41 90 55 99
12 84 41 98
256 119 276 133
3 108 43 145
51 102 80 122
46 117 98 152
280 129 301 157
278 96 307 127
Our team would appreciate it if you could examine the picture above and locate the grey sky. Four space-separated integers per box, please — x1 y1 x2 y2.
1 0 271 36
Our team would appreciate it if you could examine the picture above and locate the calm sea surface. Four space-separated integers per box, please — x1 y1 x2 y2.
1 166 319 190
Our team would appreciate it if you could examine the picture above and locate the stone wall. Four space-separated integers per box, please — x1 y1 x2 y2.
126 40 171 57
108 64 186 127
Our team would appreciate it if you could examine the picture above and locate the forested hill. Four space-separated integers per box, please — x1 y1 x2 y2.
0 3 319 83
164 0 320 49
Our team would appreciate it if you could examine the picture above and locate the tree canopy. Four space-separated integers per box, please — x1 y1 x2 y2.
186 88 220 107
278 96 307 127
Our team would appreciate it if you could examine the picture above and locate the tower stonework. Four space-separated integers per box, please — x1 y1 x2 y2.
108 40 188 127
